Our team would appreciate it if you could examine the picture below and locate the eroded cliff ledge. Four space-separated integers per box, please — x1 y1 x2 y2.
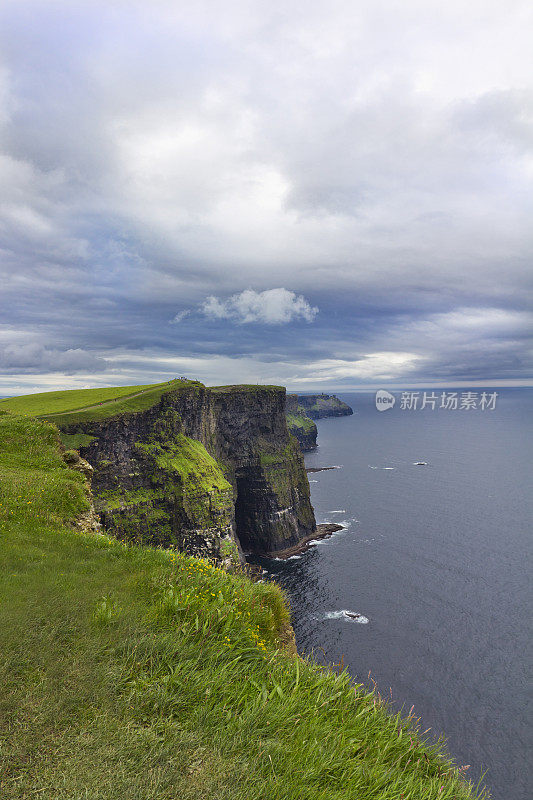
50 383 316 559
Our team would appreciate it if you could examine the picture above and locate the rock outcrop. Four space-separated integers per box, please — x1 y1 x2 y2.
62 448 102 534
296 394 353 419
285 394 318 450
52 383 316 558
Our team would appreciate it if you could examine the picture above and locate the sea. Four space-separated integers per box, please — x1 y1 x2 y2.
251 388 532 800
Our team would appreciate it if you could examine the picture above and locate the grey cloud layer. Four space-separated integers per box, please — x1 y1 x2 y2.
0 0 531 391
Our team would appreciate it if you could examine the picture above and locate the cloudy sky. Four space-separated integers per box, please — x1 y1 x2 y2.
1 0 532 395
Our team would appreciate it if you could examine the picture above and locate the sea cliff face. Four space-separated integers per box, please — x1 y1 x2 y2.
55 384 316 558
285 394 318 450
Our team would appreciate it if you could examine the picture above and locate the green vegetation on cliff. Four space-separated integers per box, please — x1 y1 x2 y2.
286 409 316 434
134 431 234 530
60 431 98 449
92 408 235 552
0 411 486 799
285 396 318 451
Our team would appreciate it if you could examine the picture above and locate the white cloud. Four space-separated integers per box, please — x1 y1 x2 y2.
200 288 318 324
170 310 191 324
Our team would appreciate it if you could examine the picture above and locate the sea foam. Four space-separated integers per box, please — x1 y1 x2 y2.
324 610 369 624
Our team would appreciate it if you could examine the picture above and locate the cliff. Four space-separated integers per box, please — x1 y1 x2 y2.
285 394 318 450
285 393 353 450
44 382 316 558
0 411 482 800
297 393 353 419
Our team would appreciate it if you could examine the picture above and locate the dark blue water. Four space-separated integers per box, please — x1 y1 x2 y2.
255 389 532 800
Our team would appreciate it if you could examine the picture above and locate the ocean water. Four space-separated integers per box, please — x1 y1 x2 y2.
252 388 532 800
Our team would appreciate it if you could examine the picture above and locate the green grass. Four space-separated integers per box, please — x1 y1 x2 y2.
60 432 98 449
0 383 168 417
0 413 488 799
0 413 90 528
0 380 206 426
211 384 283 393
151 432 234 522
40 382 202 427
149 433 231 492
96 487 164 511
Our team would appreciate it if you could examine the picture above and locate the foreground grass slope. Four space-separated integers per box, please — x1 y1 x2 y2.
0 412 487 799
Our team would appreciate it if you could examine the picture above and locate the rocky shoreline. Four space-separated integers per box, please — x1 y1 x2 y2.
306 465 341 473
267 522 344 559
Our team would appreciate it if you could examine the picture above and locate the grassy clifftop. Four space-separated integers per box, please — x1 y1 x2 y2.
0 381 283 423
0 379 205 427
0 410 486 799
0 382 171 417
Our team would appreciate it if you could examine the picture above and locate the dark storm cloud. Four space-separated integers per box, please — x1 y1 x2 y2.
0 0 531 392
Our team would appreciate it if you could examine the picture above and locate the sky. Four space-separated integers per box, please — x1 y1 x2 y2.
1 0 532 395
